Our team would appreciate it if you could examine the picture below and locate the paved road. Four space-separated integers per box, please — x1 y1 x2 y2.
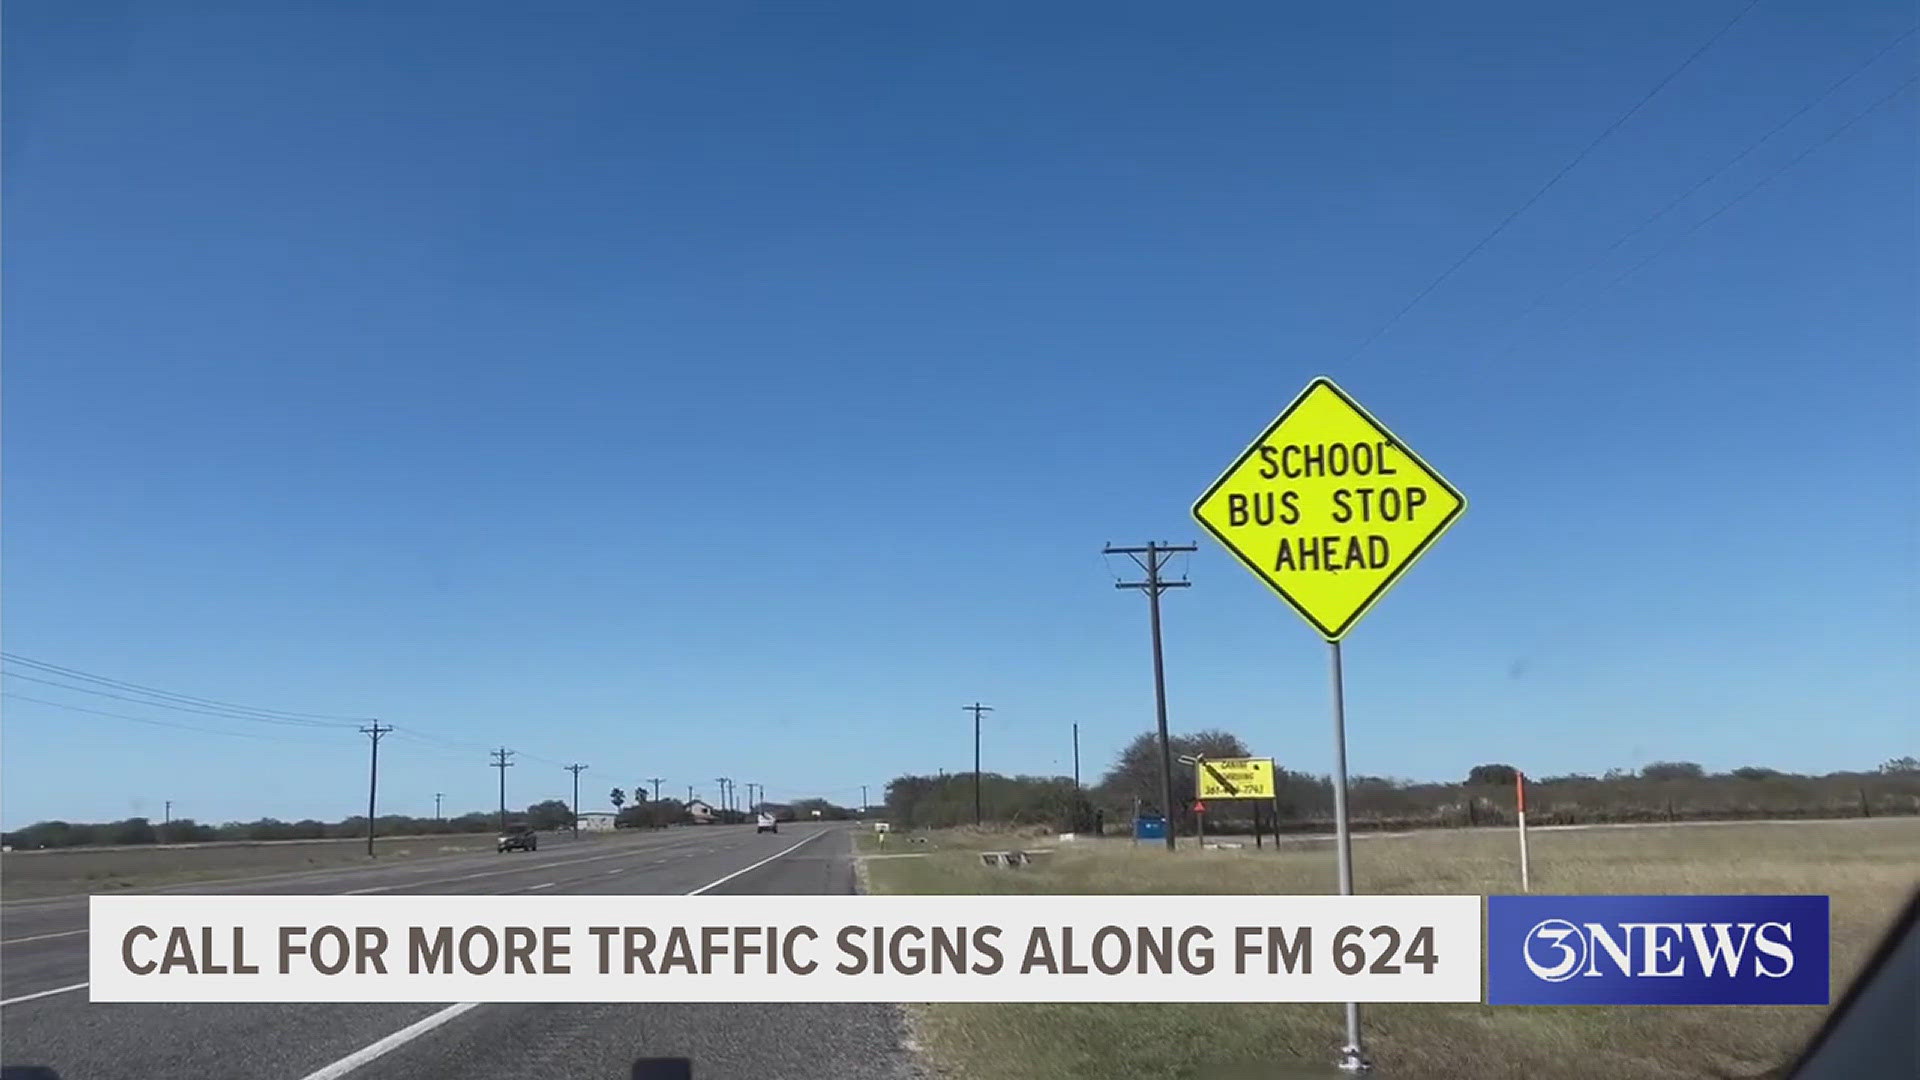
0 823 923 1080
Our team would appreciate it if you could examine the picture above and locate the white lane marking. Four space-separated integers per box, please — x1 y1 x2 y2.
338 844 684 895
688 830 826 896
294 1002 483 1080
291 827 837 1078
1 928 88 945
605 868 624 875
524 882 555 891
0 981 89 1007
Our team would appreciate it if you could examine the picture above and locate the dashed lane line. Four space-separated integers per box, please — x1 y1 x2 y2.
290 829 832 1080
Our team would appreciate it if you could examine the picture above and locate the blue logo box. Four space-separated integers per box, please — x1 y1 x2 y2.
1488 895 1829 1005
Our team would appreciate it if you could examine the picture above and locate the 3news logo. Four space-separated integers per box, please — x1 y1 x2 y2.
1487 895 1829 1005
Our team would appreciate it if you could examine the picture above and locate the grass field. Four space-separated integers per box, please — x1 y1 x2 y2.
0 830 599 900
857 819 1920 1080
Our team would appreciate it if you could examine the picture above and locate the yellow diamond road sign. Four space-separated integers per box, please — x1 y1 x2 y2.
1193 377 1465 641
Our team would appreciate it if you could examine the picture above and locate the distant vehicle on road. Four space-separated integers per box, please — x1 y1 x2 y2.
755 812 778 835
497 827 538 853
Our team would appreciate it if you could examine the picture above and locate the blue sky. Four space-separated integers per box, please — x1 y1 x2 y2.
3 1 1914 827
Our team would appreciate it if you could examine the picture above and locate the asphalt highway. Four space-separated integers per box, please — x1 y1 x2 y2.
0 823 923 1080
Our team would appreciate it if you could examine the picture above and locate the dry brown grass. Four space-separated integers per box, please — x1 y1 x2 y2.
0 831 609 899
862 819 1920 1080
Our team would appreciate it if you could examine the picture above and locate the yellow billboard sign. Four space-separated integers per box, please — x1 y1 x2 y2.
1195 757 1276 800
1192 377 1465 641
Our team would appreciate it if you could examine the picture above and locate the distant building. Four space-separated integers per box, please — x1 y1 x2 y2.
575 811 616 832
686 799 716 824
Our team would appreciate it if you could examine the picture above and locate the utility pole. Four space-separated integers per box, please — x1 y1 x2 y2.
716 778 731 816
964 702 993 825
687 784 695 805
1105 541 1195 852
647 778 664 803
1072 723 1081 791
861 784 869 816
434 793 444 820
164 800 172 825
565 764 589 836
360 723 393 857
490 747 515 832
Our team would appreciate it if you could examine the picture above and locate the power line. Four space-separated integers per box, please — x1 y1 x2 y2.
1336 0 1765 364
1484 25 1919 353
8 654 658 801
386 729 484 754
2 692 353 747
1591 74 1918 297
1 653 369 725
0 670 360 729
0 656 550 771
314 715 562 772
1503 71 1919 352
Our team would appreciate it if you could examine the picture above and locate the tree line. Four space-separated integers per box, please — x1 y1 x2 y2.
878 734 1920 835
2 792 858 850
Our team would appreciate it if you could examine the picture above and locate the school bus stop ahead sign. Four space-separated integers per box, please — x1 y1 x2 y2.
1193 377 1465 641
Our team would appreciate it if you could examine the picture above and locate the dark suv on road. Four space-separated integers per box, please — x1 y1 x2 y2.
497 827 538 853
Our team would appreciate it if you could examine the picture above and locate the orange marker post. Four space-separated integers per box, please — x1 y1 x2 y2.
1516 770 1531 892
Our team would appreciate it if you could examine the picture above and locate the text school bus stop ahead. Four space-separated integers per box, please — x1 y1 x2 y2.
1192 377 1464 641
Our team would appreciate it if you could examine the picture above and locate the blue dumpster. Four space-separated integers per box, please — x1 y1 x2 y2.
1134 815 1167 840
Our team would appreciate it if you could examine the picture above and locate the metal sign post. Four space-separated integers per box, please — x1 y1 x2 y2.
1327 641 1363 1071
1192 376 1466 1076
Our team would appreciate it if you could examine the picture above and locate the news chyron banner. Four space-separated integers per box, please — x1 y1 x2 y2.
90 895 1481 1004
1487 895 1830 1006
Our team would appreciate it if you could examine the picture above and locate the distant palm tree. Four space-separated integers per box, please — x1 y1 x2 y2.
609 787 626 810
